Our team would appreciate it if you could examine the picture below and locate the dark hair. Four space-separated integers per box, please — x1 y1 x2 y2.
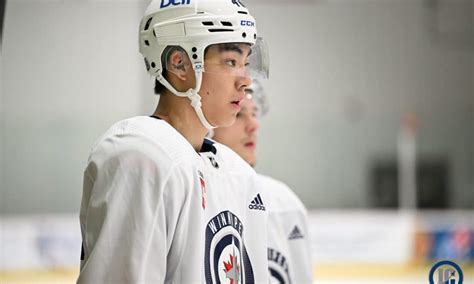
154 77 167 95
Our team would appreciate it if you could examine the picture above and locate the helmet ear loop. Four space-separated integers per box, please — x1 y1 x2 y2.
166 51 191 80
156 51 215 130
187 69 216 130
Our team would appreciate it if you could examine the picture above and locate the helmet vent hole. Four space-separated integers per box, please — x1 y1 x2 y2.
221 21 233 27
242 32 247 38
202 21 214 26
208 28 234 32
144 17 153 31
144 40 149 46
151 62 156 68
238 11 248 14
192 54 198 59
153 30 156 38
254 34 256 39
192 47 197 52
144 58 150 71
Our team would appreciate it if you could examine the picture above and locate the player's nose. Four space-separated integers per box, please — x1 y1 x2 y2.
246 115 259 134
237 73 252 92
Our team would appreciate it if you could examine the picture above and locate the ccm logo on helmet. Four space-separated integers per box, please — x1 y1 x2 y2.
160 0 191 8
240 20 255 27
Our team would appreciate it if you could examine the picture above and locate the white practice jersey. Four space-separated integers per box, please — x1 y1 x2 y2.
77 116 268 284
257 174 313 284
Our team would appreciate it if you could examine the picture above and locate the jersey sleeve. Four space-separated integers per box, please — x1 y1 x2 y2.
77 137 200 283
259 174 313 283
293 208 313 283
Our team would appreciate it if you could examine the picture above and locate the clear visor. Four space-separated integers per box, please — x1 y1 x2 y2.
247 37 269 80
163 38 269 80
245 78 269 116
201 37 269 79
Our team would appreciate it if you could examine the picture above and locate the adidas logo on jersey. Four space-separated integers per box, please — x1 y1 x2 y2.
248 194 265 211
288 225 304 240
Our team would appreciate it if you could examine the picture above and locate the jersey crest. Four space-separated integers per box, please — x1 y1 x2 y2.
268 248 291 284
205 210 254 283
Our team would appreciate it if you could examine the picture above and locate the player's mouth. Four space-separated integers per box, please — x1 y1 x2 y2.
244 141 256 150
231 100 241 110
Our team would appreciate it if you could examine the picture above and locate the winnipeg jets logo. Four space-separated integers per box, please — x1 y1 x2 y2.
268 248 291 284
205 211 254 283
223 242 240 284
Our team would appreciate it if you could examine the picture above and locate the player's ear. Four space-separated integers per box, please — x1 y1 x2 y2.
167 50 192 81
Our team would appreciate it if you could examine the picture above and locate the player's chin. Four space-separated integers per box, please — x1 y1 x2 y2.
246 155 257 167
243 150 257 167
212 113 237 128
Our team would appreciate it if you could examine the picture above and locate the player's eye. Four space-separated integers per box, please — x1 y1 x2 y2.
225 59 237 67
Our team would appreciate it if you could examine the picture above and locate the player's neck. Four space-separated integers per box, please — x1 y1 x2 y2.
153 95 208 151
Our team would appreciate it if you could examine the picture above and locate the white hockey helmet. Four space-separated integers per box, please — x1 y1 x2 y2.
139 0 269 129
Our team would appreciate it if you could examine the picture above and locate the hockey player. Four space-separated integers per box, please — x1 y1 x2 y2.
77 0 269 283
211 79 314 283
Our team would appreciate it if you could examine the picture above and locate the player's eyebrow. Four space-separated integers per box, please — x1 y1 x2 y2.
219 43 252 57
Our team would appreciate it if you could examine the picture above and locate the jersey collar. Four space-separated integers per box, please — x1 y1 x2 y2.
149 115 217 154
200 138 217 154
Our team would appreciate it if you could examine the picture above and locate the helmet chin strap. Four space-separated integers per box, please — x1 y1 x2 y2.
156 69 216 130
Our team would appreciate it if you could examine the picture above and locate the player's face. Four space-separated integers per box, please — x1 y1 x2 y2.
199 43 252 127
213 98 259 166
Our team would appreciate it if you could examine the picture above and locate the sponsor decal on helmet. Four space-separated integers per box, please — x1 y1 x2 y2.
160 0 191 9
240 20 255 27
